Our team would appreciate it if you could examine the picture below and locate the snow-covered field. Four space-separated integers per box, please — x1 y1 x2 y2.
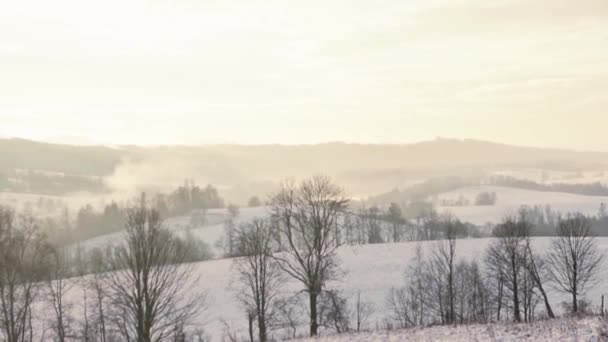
7 184 608 340
298 317 608 341
61 237 608 341
437 186 608 225
491 168 608 186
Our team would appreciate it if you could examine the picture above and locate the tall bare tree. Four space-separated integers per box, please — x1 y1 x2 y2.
270 176 349 336
46 246 75 342
485 215 531 323
0 207 51 342
547 214 603 314
431 222 457 324
524 240 555 318
387 203 404 243
353 291 374 332
233 219 284 342
105 194 204 342
86 247 111 342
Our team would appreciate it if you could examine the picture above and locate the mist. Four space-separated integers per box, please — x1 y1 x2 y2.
2 1 608 341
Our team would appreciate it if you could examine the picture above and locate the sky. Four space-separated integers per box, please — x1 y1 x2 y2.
0 0 607 149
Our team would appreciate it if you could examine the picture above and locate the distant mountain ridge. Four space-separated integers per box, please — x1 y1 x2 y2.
1 138 607 198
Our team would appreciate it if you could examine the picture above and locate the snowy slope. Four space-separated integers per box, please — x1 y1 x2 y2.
63 237 608 341
437 186 608 225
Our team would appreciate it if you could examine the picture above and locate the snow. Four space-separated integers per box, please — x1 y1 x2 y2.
491 168 608 186
437 186 608 225
63 237 608 341
297 317 607 341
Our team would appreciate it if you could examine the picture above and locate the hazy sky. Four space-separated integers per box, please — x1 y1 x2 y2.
1 0 607 149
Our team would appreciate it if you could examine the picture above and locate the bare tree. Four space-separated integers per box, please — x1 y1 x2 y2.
365 206 383 244
45 246 75 342
105 194 204 342
233 219 284 342
319 290 350 334
431 223 457 324
406 244 427 326
524 241 555 318
274 296 304 340
547 214 603 314
270 176 349 336
386 287 415 329
456 260 490 324
353 291 374 332
86 247 111 342
485 215 531 323
221 204 240 257
387 203 404 243
0 207 52 342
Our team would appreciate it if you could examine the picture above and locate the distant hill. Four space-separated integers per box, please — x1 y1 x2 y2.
1 138 607 199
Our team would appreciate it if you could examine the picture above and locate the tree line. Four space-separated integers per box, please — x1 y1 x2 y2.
0 194 211 342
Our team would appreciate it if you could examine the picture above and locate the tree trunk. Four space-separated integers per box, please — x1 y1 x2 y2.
257 313 267 342
248 314 254 342
497 275 503 321
512 270 521 323
537 285 555 319
309 291 319 336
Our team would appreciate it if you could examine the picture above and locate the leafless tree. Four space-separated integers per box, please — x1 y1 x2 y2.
353 291 374 332
546 214 603 314
104 194 204 342
387 203 404 243
365 206 383 244
45 246 75 342
386 287 415 329
269 176 349 336
233 219 284 342
221 205 240 257
524 240 555 318
318 290 350 334
86 247 111 342
485 215 531 323
455 260 490 324
406 244 427 326
431 222 457 324
0 207 52 342
274 296 304 340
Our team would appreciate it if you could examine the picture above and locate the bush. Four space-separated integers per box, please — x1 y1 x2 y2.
475 192 497 206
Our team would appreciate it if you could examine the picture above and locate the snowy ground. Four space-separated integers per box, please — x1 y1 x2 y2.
490 168 608 186
437 186 608 225
187 237 608 340
297 317 608 341
61 237 608 341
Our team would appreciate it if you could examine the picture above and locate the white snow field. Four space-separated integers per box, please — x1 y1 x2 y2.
436 186 608 225
62 237 608 341
297 316 607 341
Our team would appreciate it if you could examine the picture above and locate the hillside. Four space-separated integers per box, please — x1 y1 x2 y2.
2 138 608 200
436 186 608 225
63 237 608 341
